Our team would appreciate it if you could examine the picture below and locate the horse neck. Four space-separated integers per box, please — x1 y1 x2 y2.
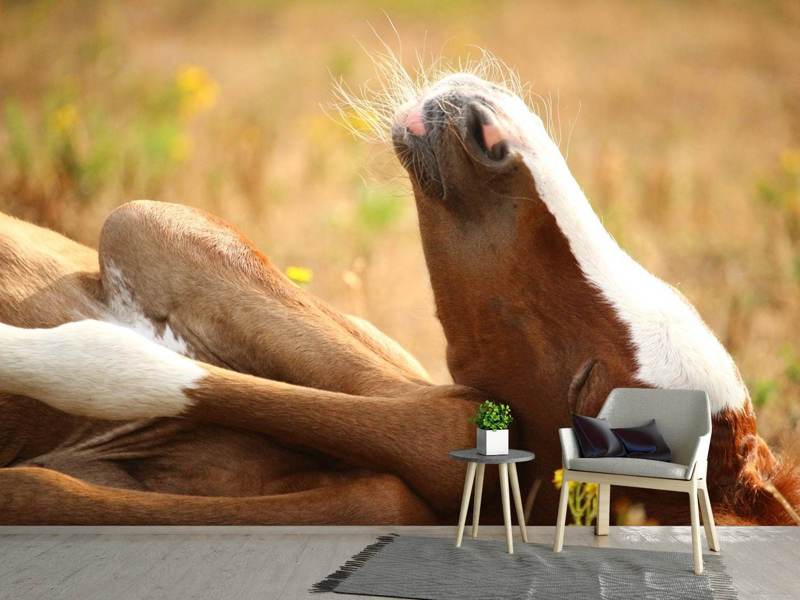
417 185 638 413
520 150 749 415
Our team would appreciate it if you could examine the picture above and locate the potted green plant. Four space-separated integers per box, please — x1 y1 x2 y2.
471 400 513 455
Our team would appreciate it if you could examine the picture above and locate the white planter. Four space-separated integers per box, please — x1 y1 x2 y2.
477 428 509 455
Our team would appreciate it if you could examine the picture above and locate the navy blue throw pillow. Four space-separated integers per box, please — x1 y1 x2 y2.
613 419 672 462
572 414 626 458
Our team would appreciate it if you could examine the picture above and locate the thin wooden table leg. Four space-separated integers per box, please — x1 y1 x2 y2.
471 463 485 539
499 463 513 554
595 483 610 536
455 462 477 548
508 463 528 543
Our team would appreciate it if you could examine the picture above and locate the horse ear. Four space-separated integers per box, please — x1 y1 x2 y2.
568 358 613 417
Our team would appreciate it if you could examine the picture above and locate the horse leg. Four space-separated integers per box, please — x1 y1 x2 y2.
0 466 438 525
0 320 477 510
93 201 484 507
97 200 427 396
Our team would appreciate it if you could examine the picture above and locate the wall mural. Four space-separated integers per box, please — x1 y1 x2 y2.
1 21 798 528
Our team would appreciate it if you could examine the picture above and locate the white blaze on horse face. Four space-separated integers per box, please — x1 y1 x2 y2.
479 84 748 414
0 320 205 419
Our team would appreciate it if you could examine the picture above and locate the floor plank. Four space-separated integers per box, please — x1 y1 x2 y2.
0 526 797 599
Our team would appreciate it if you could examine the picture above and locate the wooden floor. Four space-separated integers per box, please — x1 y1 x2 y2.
0 526 797 599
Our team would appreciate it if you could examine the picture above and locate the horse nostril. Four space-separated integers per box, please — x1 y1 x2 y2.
482 123 503 151
485 127 509 161
464 101 509 162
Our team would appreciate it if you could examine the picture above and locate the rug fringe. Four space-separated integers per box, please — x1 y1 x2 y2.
705 557 738 599
310 533 399 593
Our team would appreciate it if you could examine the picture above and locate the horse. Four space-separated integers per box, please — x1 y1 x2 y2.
1 62 797 526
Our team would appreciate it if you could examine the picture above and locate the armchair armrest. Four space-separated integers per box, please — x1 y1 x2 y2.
686 431 712 480
559 427 580 469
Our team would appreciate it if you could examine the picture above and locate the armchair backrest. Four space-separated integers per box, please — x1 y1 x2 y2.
598 388 711 466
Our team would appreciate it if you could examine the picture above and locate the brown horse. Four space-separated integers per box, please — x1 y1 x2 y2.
384 68 800 525
0 66 798 526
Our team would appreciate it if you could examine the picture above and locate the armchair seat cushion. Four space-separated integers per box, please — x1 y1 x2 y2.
569 456 692 480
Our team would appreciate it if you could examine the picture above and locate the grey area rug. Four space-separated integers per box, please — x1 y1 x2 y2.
312 534 737 599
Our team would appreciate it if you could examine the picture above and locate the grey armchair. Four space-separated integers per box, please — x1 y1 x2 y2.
553 388 719 575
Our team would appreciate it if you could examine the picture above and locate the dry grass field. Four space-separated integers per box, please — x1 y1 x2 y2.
1 1 798 457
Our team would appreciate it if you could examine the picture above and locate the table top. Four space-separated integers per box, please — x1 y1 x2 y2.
449 448 535 464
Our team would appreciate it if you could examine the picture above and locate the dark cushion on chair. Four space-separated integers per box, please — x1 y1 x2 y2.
613 419 672 462
571 415 626 458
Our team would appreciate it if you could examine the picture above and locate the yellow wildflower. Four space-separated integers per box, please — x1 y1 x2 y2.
286 266 313 285
342 108 374 134
52 104 78 134
780 149 800 174
176 65 219 117
552 468 563 489
553 468 600 525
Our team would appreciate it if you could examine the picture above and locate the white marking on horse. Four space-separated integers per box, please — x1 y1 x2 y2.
104 261 192 357
0 320 205 419
474 90 748 414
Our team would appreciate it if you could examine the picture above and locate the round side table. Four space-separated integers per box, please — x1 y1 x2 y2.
449 448 535 554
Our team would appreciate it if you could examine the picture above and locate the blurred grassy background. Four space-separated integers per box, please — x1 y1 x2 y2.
1 0 798 452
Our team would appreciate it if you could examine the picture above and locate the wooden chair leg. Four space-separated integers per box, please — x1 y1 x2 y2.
689 484 703 574
471 464 485 539
698 482 720 552
508 463 528 543
498 463 514 554
595 483 610 536
553 472 570 552
455 462 477 548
